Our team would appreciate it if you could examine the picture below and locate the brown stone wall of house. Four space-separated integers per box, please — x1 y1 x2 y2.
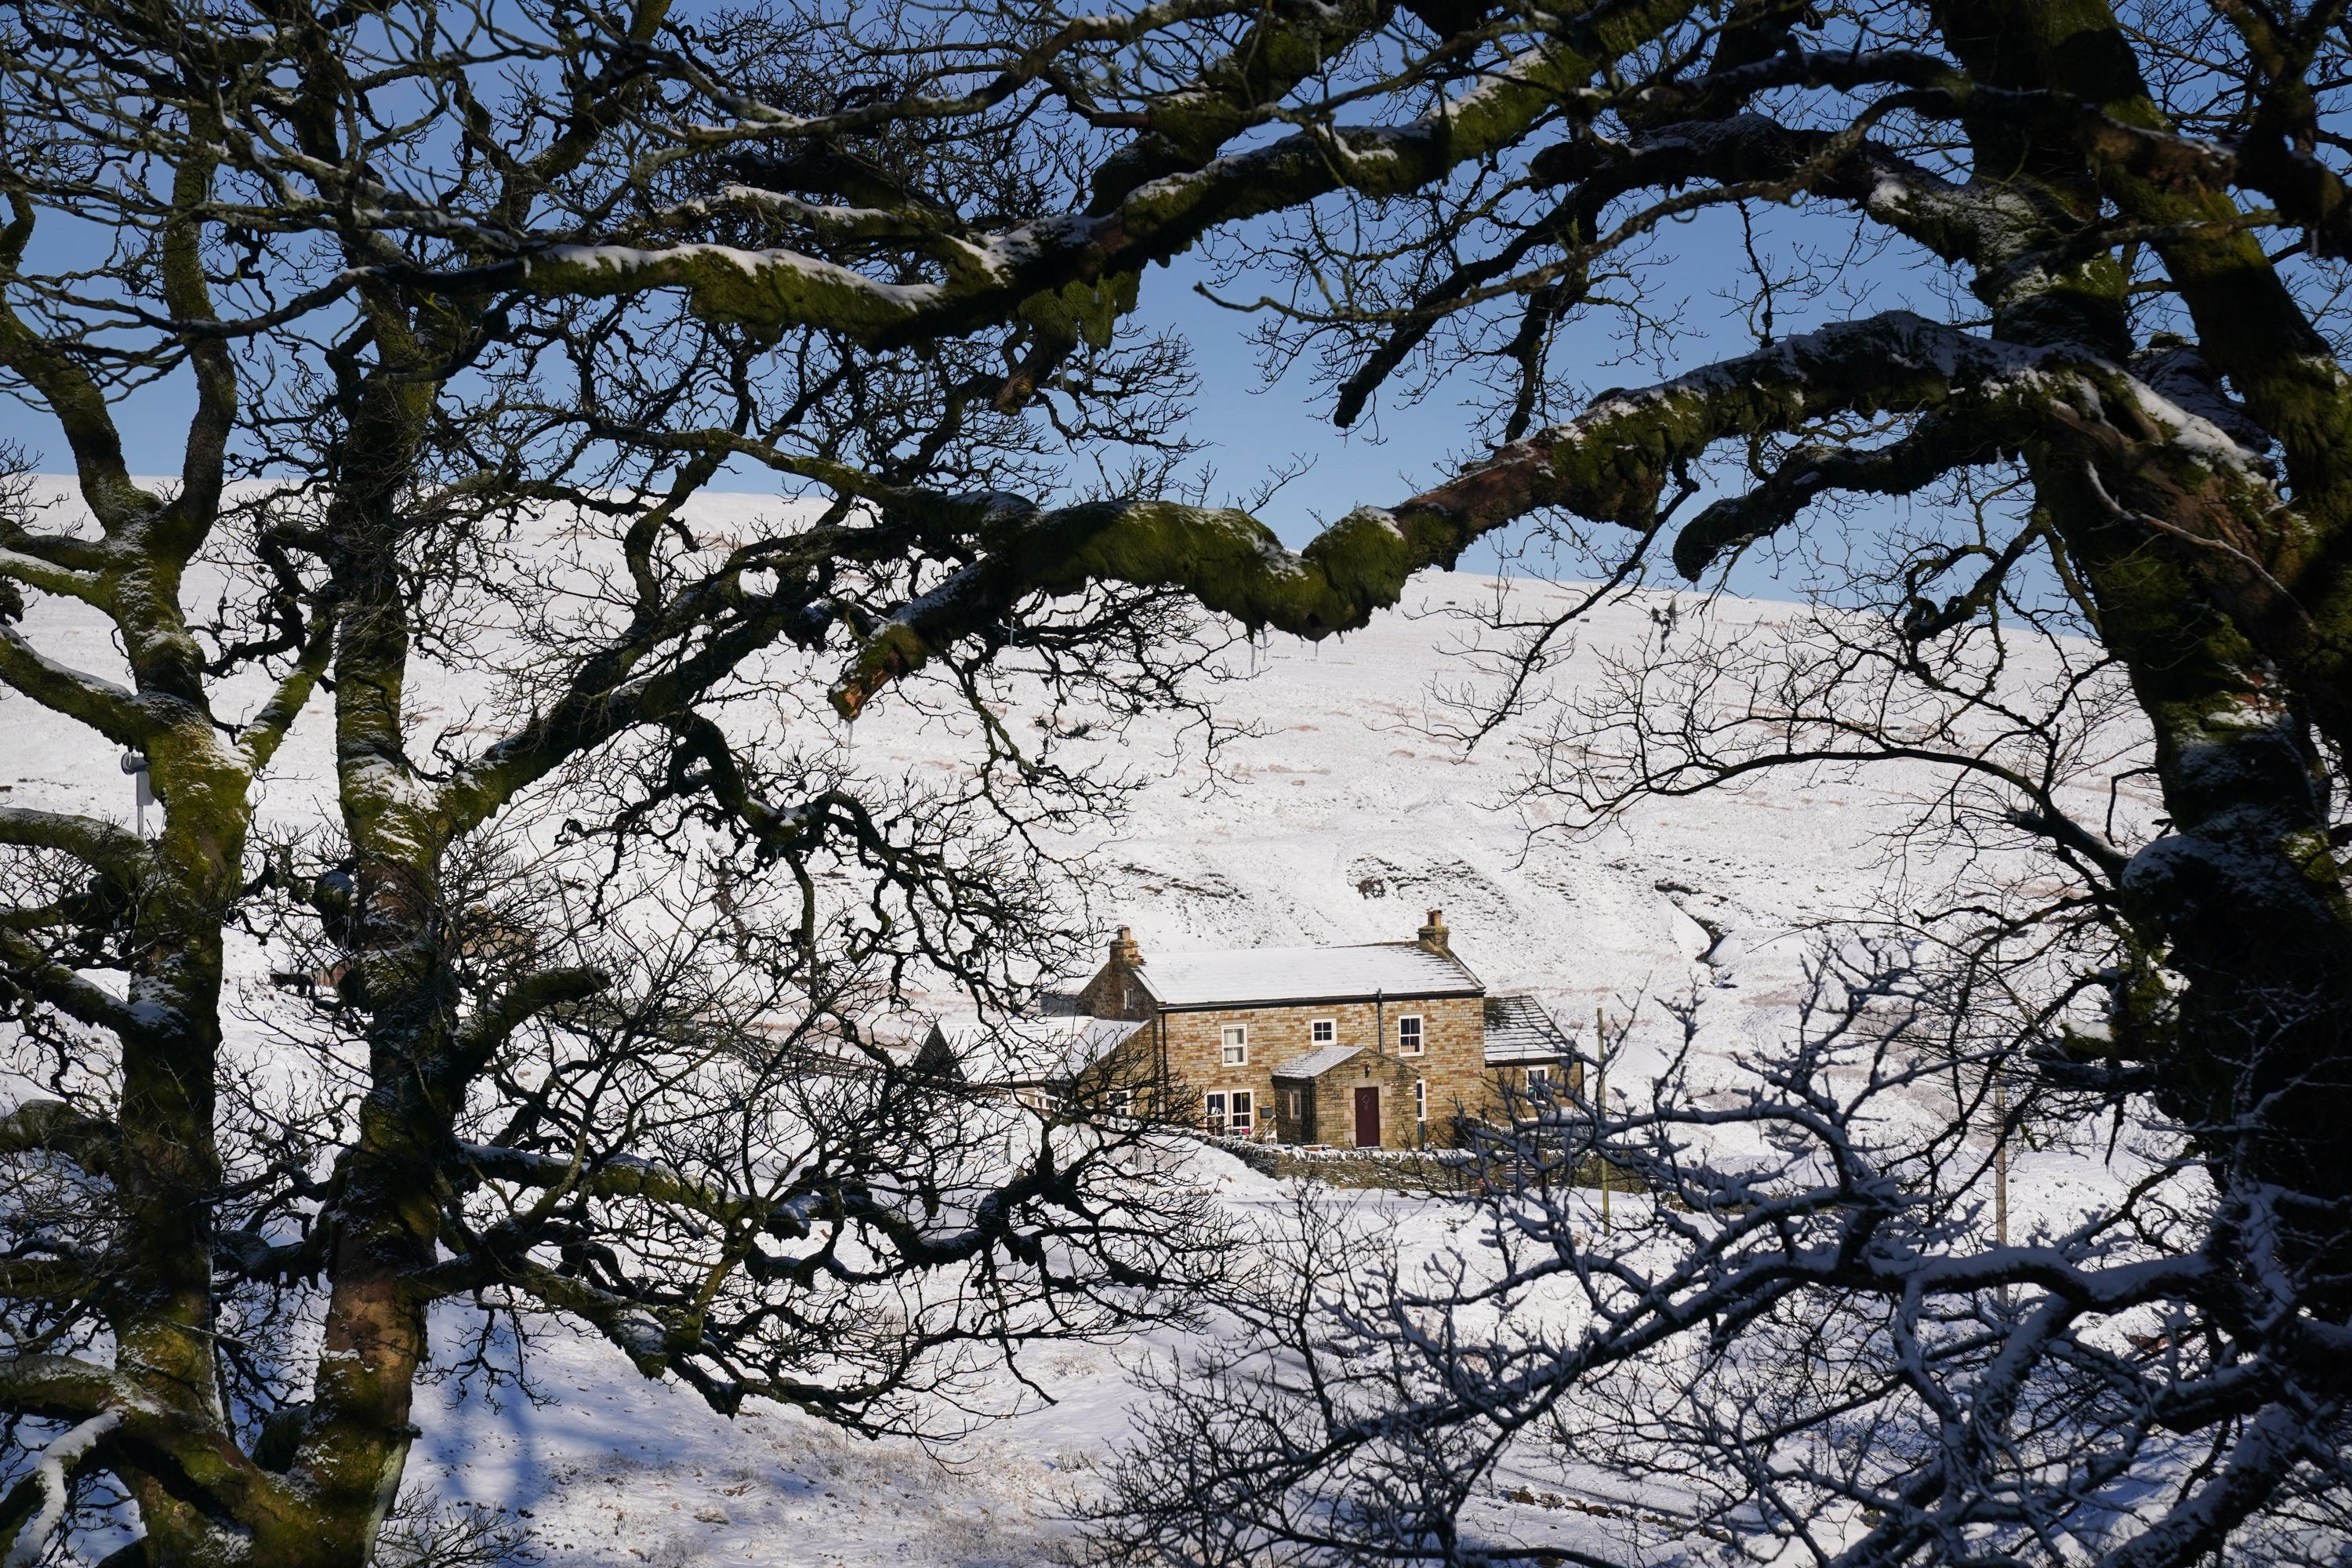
1157 1004 1289 1137
1406 995 1494 1139
1076 958 1154 1022
1151 995 1480 1140
1490 1058 1585 1103
1073 1028 1168 1112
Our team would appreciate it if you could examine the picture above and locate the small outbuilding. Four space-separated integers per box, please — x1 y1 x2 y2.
1482 994 1582 1099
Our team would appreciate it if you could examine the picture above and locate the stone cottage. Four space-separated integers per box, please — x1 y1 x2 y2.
1069 911 1575 1149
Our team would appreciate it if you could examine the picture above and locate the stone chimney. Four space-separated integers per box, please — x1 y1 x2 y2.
1417 908 1451 956
1111 925 1145 967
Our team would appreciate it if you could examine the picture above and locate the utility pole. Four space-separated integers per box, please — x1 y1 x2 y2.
1595 1005 1610 1235
1994 1066 2011 1310
1994 1071 2009 1253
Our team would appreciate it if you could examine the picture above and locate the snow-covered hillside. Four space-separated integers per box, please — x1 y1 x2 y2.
0 482 2140 1566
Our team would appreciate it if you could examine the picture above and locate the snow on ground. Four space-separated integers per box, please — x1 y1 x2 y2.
405 1151 1294 1567
408 1163 1664 1567
0 481 2149 1563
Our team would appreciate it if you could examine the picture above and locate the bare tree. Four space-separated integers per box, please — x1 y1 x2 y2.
8 0 2352 1563
0 4 1229 1563
1089 930 2352 1567
1056 0 2352 1540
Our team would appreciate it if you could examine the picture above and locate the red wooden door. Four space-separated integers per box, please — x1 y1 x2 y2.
1353 1086 1381 1148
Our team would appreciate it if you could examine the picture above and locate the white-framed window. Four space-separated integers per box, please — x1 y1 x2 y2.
1229 1090 1254 1133
1203 1091 1227 1132
1283 1087 1306 1122
1310 1018 1337 1046
1524 1063 1552 1091
1415 1078 1427 1123
1397 1014 1424 1055
1107 1088 1134 1118
1221 1024 1249 1065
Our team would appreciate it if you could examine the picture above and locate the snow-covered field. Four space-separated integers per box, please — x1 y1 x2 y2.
0 482 2147 1564
394 1156 1264 1568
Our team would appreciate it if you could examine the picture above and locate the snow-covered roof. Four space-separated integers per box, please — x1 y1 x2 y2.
1270 1043 1370 1079
1133 942 1481 1008
1483 994 1574 1065
923 1012 1148 1083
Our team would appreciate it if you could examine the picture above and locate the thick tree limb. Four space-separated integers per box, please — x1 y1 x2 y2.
2097 1403 2325 1568
235 621 331 775
0 197 158 532
454 1142 822 1237
0 627 151 746
0 1409 120 1568
0 806 146 881
511 0 1705 347
0 1098 118 1175
0 927 147 1039
448 967 610 1076
0 1354 286 1541
0 1355 136 1425
1670 414 2013 578
831 313 2167 713
0 549 107 607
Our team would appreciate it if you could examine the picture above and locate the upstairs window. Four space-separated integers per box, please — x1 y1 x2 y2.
1221 1025 1248 1065
1311 1018 1337 1046
1397 1015 1424 1055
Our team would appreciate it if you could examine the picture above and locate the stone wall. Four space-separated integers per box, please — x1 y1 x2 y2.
1490 1058 1587 1102
1076 940 1152 1021
1203 1136 1474 1192
1156 993 1485 1145
1405 993 1496 1134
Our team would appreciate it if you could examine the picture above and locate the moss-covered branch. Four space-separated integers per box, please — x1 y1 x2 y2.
0 1098 117 1176
513 0 1707 348
455 1142 774 1227
0 1352 136 1426
0 548 107 607
831 312 2169 713
0 626 158 747
235 622 332 775
1669 412 2016 578
0 804 147 880
0 197 158 532
0 924 150 1042
448 966 610 1077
